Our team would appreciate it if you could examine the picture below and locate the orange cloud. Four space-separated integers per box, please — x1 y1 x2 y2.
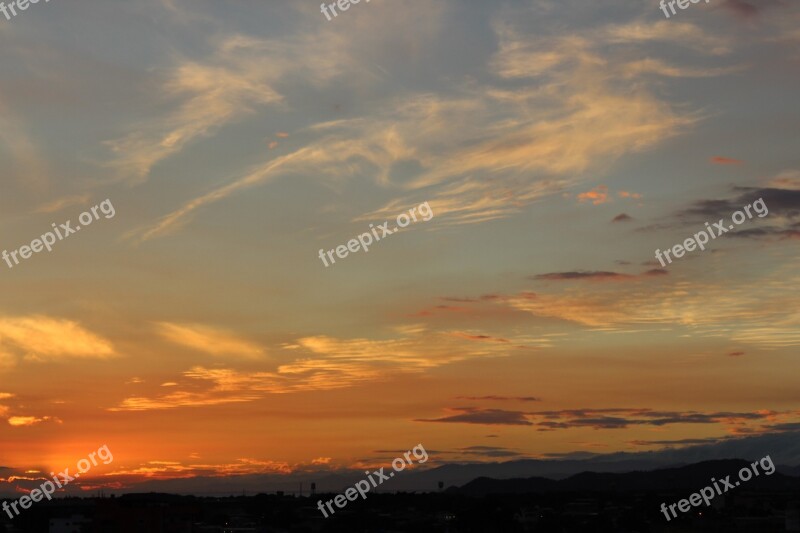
112 328 543 411
711 156 744 165
618 191 642 199
0 316 115 362
156 322 264 359
7 416 57 427
767 170 800 190
577 185 609 205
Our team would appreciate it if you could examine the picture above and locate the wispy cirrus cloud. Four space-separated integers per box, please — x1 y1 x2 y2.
0 316 115 363
112 327 536 411
35 194 91 214
129 5 715 241
156 322 264 359
103 32 345 182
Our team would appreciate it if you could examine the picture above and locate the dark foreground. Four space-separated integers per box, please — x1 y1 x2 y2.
2 489 799 533
3 459 799 532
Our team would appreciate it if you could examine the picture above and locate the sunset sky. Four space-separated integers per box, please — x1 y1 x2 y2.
1 0 799 494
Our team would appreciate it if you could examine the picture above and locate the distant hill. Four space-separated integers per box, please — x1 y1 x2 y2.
451 459 800 496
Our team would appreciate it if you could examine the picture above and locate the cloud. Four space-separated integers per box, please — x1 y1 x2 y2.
575 188 640 206
132 7 702 240
720 0 787 19
449 332 510 343
156 322 264 359
113 327 536 411
619 59 745 78
597 20 733 55
677 186 800 221
767 170 800 190
711 156 744 165
723 0 759 18
0 95 49 188
612 213 633 222
634 185 800 241
628 437 731 447
7 416 57 427
657 186 800 244
618 191 642 199
0 316 115 362
532 408 790 431
495 270 800 346
577 185 610 205
452 446 527 458
532 271 633 282
416 406 787 430
416 407 533 426
530 269 667 282
35 194 90 214
456 395 541 402
103 29 358 182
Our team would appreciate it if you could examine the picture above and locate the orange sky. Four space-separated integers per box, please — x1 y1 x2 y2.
1 0 799 494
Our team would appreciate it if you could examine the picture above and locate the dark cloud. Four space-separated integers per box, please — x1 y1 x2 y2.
763 422 800 432
531 271 633 281
416 407 533 426
728 351 745 357
727 227 800 240
456 395 541 402
439 294 502 304
628 437 730 446
526 408 779 431
638 186 800 239
420 407 792 431
456 446 524 458
720 0 783 18
612 213 633 223
532 269 667 282
677 187 800 222
452 333 510 343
